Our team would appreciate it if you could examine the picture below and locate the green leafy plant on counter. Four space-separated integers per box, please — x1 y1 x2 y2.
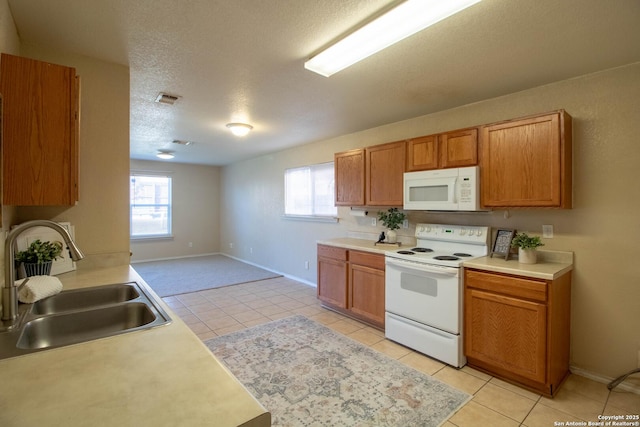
510 232 544 250
15 239 63 264
377 208 406 231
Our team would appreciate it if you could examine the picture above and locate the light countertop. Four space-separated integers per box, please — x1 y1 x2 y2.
463 250 574 280
0 266 270 427
318 238 573 280
317 237 408 255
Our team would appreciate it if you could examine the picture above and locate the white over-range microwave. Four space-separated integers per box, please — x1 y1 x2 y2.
403 166 481 211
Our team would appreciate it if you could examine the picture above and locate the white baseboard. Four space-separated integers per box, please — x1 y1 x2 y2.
130 252 220 264
222 254 317 288
570 365 640 395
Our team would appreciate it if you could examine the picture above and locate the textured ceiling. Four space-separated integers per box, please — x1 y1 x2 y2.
7 0 640 166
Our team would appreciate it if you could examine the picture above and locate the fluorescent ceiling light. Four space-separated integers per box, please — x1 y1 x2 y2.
226 122 253 137
156 150 175 160
304 0 482 77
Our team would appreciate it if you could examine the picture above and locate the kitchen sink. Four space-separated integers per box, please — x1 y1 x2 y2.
30 283 140 315
18 303 157 349
0 281 171 360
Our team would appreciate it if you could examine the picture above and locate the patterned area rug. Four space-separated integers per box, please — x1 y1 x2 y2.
205 315 471 426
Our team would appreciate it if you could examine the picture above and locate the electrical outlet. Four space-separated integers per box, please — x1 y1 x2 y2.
250 247 253 254
371 218 377 226
304 261 309 270
188 242 193 248
229 243 233 249
542 225 554 238
403 219 409 229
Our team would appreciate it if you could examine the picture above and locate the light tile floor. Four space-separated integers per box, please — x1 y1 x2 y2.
163 277 640 427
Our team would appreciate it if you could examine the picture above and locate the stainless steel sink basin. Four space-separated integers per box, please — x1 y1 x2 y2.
18 303 157 349
0 281 171 360
30 283 140 315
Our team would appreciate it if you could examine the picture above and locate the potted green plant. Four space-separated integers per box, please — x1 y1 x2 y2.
510 232 544 264
377 208 406 243
15 239 63 276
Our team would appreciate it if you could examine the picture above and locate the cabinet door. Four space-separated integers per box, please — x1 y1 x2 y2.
440 128 478 168
406 135 438 171
465 287 547 383
318 257 348 308
480 111 572 208
366 141 405 206
0 53 79 205
349 263 385 327
335 149 365 206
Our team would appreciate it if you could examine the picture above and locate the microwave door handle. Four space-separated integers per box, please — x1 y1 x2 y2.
450 177 458 203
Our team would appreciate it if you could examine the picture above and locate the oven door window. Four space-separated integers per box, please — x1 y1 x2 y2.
401 271 438 297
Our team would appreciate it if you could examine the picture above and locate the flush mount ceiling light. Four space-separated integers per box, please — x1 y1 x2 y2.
226 122 253 137
156 150 175 160
304 0 482 77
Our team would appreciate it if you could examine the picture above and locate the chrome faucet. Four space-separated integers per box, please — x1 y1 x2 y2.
2 220 85 326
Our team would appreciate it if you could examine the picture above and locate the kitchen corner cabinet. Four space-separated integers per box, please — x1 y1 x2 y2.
406 128 478 172
480 110 572 209
464 268 571 396
365 140 405 206
317 245 385 329
0 53 80 206
335 149 365 206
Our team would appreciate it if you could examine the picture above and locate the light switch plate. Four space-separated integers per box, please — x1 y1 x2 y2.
542 225 554 238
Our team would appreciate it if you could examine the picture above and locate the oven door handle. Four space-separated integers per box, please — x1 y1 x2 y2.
385 258 459 277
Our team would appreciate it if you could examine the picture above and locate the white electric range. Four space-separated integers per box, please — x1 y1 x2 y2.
385 223 489 367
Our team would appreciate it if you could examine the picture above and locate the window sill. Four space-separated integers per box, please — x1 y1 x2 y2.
130 235 174 242
282 215 338 223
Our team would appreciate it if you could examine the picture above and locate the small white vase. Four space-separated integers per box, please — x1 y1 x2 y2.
518 248 537 264
386 229 397 244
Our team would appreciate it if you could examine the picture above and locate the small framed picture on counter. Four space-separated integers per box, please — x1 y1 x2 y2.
491 229 516 260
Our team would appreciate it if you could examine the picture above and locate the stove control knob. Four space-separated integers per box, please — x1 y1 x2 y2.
476 229 483 236
460 228 467 235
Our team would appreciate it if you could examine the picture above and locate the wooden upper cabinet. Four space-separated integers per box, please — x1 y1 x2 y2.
440 128 478 168
480 110 572 209
0 53 79 206
335 149 365 206
366 140 405 206
406 128 478 171
406 135 438 171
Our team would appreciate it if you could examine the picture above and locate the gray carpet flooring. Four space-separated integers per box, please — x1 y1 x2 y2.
132 255 282 297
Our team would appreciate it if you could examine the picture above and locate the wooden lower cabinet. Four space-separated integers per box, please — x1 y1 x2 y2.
317 245 385 329
464 268 571 396
317 245 348 308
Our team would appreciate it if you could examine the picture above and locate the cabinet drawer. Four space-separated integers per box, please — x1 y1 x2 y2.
318 245 348 261
465 269 547 302
349 250 385 270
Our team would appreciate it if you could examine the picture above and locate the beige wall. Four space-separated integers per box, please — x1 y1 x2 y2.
220 62 640 384
129 159 221 262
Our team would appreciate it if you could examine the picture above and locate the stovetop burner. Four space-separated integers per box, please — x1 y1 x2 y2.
411 247 433 252
453 253 472 257
433 255 460 261
397 250 415 255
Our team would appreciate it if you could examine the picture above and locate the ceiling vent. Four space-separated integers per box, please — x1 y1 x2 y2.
172 139 194 146
155 92 181 105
